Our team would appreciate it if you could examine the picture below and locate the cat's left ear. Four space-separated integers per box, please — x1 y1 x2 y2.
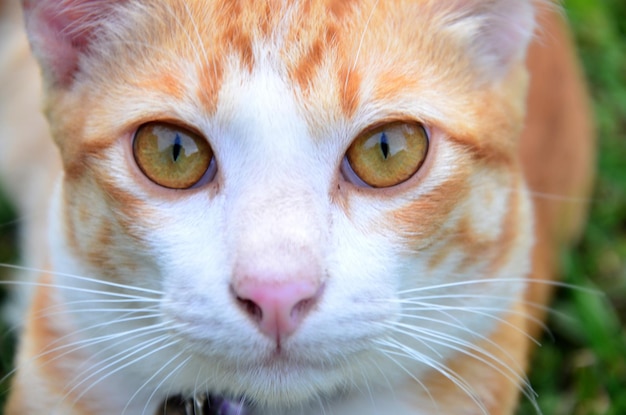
21 0 124 87
448 0 542 79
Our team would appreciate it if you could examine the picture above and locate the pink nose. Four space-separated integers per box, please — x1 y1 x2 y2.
232 279 323 340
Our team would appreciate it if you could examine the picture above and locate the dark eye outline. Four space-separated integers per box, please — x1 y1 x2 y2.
341 121 430 189
132 121 218 190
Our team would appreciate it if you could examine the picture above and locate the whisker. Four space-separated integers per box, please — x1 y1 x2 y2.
1 302 157 344
365 355 397 400
379 320 534 396
516 187 594 204
396 277 598 296
0 263 164 296
314 392 329 415
19 299 161 325
0 322 174 388
43 311 164 352
140 354 192 415
180 0 209 64
344 0 380 91
192 363 204 408
378 338 489 415
382 321 542 413
371 340 438 411
394 292 555 316
380 301 546 387
69 331 174 384
63 337 182 409
161 1 205 70
453 179 593 204
62 320 169 359
394 301 547 345
29 306 160 321
362 372 378 412
42 297 161 308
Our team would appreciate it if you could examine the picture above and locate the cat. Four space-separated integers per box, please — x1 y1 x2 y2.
0 0 594 414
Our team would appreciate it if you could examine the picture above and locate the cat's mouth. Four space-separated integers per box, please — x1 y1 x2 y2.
158 394 250 415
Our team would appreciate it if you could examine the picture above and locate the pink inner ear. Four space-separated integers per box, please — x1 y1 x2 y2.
22 0 121 86
483 1 536 66
444 0 537 79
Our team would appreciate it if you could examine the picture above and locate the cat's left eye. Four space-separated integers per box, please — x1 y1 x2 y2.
133 122 215 189
344 121 429 188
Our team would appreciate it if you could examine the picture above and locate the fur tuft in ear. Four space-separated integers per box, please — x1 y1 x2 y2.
442 0 541 80
21 0 124 87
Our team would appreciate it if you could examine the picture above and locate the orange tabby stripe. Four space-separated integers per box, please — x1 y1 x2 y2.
136 72 186 101
448 134 515 167
292 30 330 92
392 173 470 242
325 0 358 21
197 58 224 114
338 65 362 118
84 219 117 276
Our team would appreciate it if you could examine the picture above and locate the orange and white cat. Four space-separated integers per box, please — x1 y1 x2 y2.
0 0 593 414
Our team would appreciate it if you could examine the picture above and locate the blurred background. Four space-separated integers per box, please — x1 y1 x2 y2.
0 0 624 414
516 1 626 414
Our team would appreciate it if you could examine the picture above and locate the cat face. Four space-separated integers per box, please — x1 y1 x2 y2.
25 0 536 411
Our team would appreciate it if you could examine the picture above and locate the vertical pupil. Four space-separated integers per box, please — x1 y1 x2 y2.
380 132 390 159
172 133 182 161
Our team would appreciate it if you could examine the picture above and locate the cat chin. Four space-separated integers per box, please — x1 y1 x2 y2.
147 336 412 413
155 332 436 414
166 374 421 415
162 354 356 408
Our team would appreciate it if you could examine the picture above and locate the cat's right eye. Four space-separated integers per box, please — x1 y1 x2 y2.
133 122 214 189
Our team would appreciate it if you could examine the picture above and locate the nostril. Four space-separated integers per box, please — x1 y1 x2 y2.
236 296 263 322
291 297 314 319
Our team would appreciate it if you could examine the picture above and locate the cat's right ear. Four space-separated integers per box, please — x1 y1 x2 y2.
21 0 123 88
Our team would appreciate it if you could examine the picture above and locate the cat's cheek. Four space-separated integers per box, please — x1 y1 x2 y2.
384 178 535 371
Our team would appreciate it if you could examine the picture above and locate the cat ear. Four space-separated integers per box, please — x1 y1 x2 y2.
446 0 539 79
21 0 124 87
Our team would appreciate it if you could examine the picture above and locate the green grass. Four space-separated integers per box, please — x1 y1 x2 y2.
0 1 624 414
517 1 626 414
0 190 16 408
